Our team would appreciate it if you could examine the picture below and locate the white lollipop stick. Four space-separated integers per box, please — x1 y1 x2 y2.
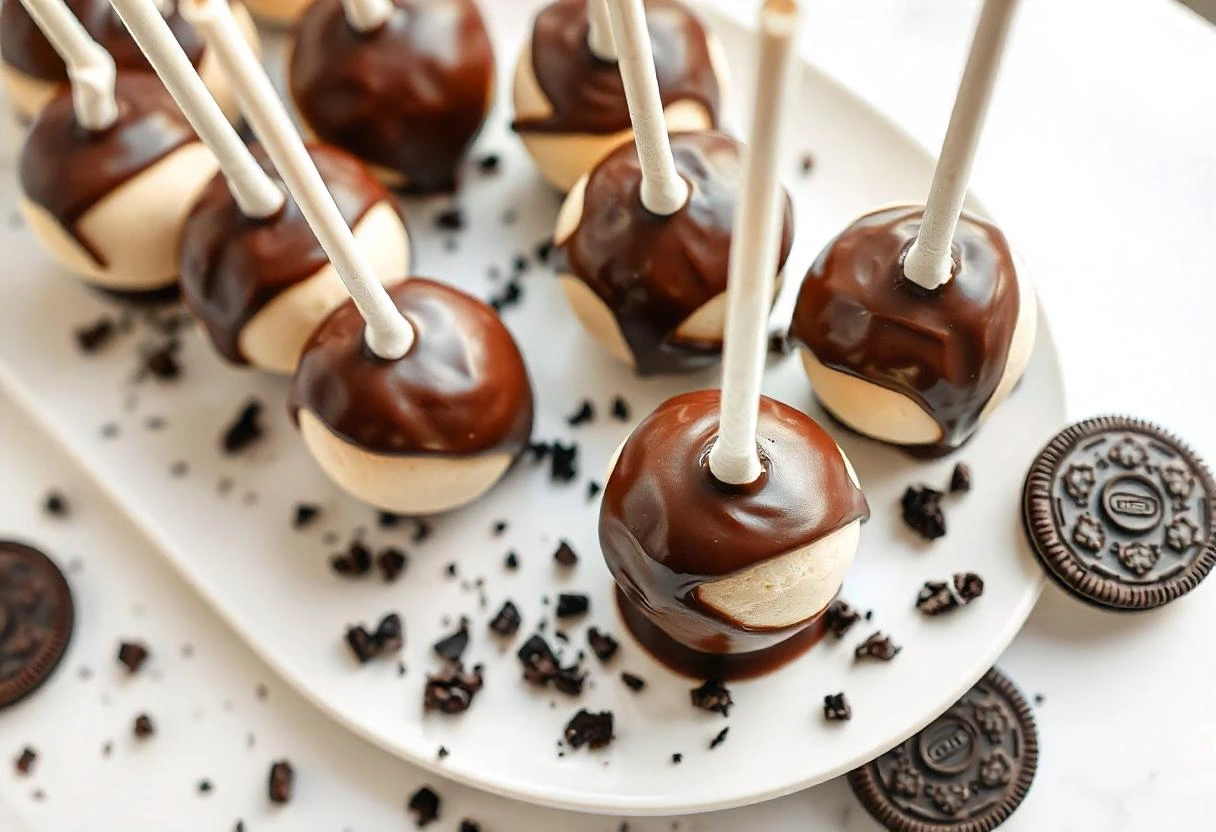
108 0 283 219
340 0 393 33
903 0 1019 290
606 0 688 215
184 0 414 360
707 0 801 487
17 0 117 129
587 0 616 62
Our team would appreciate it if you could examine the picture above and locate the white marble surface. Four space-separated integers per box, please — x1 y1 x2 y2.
2 0 1215 829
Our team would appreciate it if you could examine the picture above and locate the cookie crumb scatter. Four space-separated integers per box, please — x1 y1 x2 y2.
950 462 973 494
412 519 433 544
901 485 947 541
587 480 602 500
43 491 68 517
434 207 465 231
566 400 595 426
445 562 458 578
587 627 619 662
436 745 449 760
378 511 402 528
564 710 614 750
1033 693 1046 706
709 726 729 749
477 153 500 174
555 593 589 618
133 713 155 738
621 672 646 692
535 239 554 263
102 741 113 758
141 340 181 381
75 317 115 353
489 600 522 637
459 821 482 832
823 692 851 721
492 520 508 536
407 785 441 827
954 572 984 603
433 621 470 662
610 396 630 422
268 760 294 805
854 632 901 661
221 400 263 455
293 504 320 529
553 541 579 567
690 679 733 716
197 779 213 795
671 753 683 764
488 279 523 312
330 541 373 576
824 600 862 639
424 663 484 714
15 747 36 775
377 547 408 582
117 641 150 674
505 551 520 571
549 441 579 483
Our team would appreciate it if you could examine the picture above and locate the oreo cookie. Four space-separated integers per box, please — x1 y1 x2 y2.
848 668 1037 832
1023 416 1215 611
0 541 75 709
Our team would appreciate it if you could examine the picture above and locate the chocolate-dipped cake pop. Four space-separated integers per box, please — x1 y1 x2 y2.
555 0 791 375
790 0 1036 456
16 0 217 299
0 0 259 123
512 0 725 192
601 0 865 679
286 0 494 193
188 0 533 513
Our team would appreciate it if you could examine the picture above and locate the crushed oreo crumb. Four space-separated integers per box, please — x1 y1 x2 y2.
133 713 155 738
43 491 68 517
424 663 484 714
690 679 733 716
117 641 150 674
433 622 469 662
799 152 815 175
435 207 465 231
671 753 683 765
553 541 579 567
378 511 402 528
854 632 901 661
504 551 519 571
901 486 946 541
916 581 958 616
492 520 508 536
535 239 554 263
198 779 213 794
437 745 449 759
15 747 36 775
564 710 614 750
488 279 523 312
344 625 377 664
75 317 115 353
377 547 408 582
550 442 579 483
587 627 619 663
950 462 973 494
621 672 646 692
709 726 730 749
374 613 404 653
824 600 862 639
489 600 521 637
445 562 457 578
566 400 595 426
459 821 482 832
412 519 432 544
587 480 602 500
293 504 320 529
823 692 851 721
954 572 984 603
610 396 630 421
407 785 441 827
267 760 294 804
330 541 373 576
477 153 500 174
221 400 263 455
142 341 181 381
556 593 589 618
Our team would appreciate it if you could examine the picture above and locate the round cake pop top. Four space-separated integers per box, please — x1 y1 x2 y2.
19 72 218 296
556 131 793 375
288 0 495 194
180 143 410 373
601 390 870 660
790 204 1036 456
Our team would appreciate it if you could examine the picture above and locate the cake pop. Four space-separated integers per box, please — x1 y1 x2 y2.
108 0 412 375
512 0 725 192
17 0 217 299
187 0 534 514
286 0 495 194
601 0 867 679
790 0 1036 456
1 0 259 123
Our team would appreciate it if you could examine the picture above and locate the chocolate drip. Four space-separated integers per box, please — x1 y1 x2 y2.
19 74 199 267
289 0 494 194
513 0 721 135
1 0 203 82
561 131 793 375
180 144 397 365
790 205 1021 455
599 390 869 656
289 279 534 458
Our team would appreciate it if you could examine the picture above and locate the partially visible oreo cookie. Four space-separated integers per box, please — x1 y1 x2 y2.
848 668 1037 832
0 541 75 709
1023 416 1215 611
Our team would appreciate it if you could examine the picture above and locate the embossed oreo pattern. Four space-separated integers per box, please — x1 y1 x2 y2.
1023 416 1216 610
848 668 1038 832
0 541 75 709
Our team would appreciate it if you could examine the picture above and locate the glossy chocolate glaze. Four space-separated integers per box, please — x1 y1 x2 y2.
790 205 1021 456
290 279 534 458
289 0 494 194
561 131 793 375
600 390 869 658
513 0 721 135
180 143 398 365
19 74 199 267
0 0 203 82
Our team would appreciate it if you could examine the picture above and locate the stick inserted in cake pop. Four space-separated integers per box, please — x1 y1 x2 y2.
108 0 283 219
902 0 1019 291
340 0 392 33
587 0 616 61
185 0 414 360
706 0 801 486
17 0 117 129
606 0 688 214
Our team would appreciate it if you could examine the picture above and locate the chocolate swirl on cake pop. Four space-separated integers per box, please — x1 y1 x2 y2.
289 279 534 457
1 0 203 82
513 0 721 135
19 73 198 267
180 144 395 365
561 131 793 375
288 0 494 194
790 204 1021 456
600 390 870 655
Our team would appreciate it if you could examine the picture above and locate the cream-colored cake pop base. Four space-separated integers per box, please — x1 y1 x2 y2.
236 202 411 374
800 242 1038 447
20 142 219 292
1 1 259 124
510 29 728 192
298 410 515 515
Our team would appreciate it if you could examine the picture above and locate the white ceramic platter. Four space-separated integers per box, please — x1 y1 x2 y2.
0 1 1065 816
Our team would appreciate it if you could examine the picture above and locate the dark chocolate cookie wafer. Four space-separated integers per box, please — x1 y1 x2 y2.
848 668 1037 832
0 541 75 709
1023 416 1215 611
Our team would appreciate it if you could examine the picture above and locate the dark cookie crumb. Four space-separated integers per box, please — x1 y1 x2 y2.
901 486 946 541
15 747 36 775
198 779 213 794
221 400 263 455
610 396 630 422
435 207 464 231
43 491 68 517
102 741 113 758
378 511 402 528
916 581 959 616
445 562 458 578
293 504 320 529
767 329 793 356
504 551 520 571
75 317 115 353
535 239 554 263
517 634 582 691
133 713 155 738
268 760 294 804
412 519 432 544
433 622 469 662
854 632 901 661
671 753 683 765
690 679 732 717
330 541 373 576
423 663 484 714
407 785 441 827
587 627 619 662
954 572 984 603
345 613 403 663
621 672 646 692
117 641 150 674
488 279 523 312
1033 693 1046 706
824 600 863 639
823 692 851 721
587 480 602 500
566 400 595 427
492 520 508 536
950 462 973 494
564 709 614 750
437 745 449 759
550 442 579 483
799 152 815 175
553 664 587 696
459 821 482 832
345 625 377 664
377 547 408 582
142 341 181 381
489 600 521 637
555 593 589 618
477 153 500 174
709 726 730 749
553 541 579 567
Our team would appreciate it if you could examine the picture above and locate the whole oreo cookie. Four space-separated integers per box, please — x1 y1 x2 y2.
1023 416 1215 611
0 541 75 709
848 668 1038 832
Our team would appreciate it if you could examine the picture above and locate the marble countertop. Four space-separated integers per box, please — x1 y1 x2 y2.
2 0 1215 829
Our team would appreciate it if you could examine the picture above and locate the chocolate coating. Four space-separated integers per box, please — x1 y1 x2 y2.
289 0 495 194
0 0 203 83
561 131 793 375
19 74 199 267
513 0 721 135
180 143 401 365
600 390 869 655
790 205 1021 455
289 279 534 458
